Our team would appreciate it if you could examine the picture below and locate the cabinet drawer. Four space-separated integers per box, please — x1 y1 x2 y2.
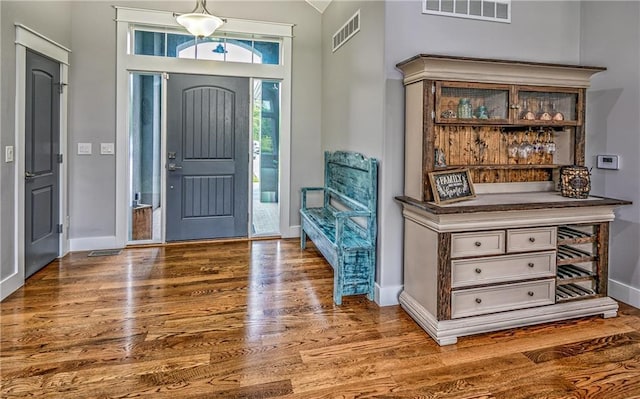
451 251 557 288
507 227 557 253
451 279 555 319
451 231 505 258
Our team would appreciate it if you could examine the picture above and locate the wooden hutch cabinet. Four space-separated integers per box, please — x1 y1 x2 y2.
395 55 631 345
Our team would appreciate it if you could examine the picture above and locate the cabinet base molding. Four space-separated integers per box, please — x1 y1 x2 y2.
399 290 618 346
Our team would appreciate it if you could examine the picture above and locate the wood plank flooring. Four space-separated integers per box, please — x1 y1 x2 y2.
2 239 640 398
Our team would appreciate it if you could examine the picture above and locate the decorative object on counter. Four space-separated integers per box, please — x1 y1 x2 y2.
457 98 473 119
559 165 591 199
475 105 489 119
520 99 536 120
435 148 447 167
428 168 475 204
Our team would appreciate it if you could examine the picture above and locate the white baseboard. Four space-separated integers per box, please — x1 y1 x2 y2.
609 279 640 309
375 283 403 306
69 235 121 252
0 272 23 301
282 225 300 239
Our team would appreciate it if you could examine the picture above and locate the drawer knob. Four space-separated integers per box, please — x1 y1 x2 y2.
529 237 536 243
475 268 482 274
475 298 482 304
528 262 535 268
528 291 535 297
474 241 482 247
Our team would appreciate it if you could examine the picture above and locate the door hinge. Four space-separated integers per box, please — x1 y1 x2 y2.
55 82 68 94
431 84 435 94
56 224 63 234
163 72 170 80
431 111 435 120
57 154 63 164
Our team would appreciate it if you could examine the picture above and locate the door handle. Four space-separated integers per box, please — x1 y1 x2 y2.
25 171 36 180
167 163 183 171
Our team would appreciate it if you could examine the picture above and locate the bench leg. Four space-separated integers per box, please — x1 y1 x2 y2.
334 257 343 305
300 228 307 250
367 249 375 301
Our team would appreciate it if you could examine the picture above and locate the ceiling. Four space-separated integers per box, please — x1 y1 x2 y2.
305 0 332 13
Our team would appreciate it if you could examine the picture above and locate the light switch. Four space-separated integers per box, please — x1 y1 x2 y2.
77 143 92 155
5 146 14 163
100 143 115 155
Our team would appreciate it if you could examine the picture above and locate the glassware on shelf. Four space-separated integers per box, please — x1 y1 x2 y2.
520 99 536 120
533 129 545 154
518 129 534 160
551 102 565 121
507 132 519 158
536 99 552 121
544 129 556 155
475 105 489 119
457 98 473 119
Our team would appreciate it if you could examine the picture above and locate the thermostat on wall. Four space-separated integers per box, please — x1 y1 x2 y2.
596 155 619 170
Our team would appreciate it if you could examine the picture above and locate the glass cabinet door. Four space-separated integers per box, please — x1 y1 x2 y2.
435 82 510 124
516 89 580 125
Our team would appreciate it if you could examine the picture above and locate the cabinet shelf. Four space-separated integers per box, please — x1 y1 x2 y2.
435 121 579 128
439 164 562 171
557 264 595 285
557 226 595 245
557 245 596 265
556 283 597 302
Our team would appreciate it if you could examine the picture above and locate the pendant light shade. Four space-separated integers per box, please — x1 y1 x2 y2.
176 0 224 38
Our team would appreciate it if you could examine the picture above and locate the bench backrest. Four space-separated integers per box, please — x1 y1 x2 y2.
324 151 378 240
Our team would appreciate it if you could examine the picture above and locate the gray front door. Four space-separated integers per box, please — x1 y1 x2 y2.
166 74 249 241
25 50 60 278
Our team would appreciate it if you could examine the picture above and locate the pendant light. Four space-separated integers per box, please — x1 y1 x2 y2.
175 0 225 38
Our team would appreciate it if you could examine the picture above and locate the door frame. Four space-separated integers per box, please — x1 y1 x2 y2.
1 25 70 300
115 7 294 246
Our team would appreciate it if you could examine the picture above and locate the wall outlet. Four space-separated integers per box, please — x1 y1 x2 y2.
100 142 115 155
5 146 14 163
77 142 92 155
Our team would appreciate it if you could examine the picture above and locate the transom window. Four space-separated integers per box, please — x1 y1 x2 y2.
133 29 281 65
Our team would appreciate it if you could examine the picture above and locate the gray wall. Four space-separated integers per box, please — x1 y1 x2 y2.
580 1 640 298
1 1 72 280
321 1 393 299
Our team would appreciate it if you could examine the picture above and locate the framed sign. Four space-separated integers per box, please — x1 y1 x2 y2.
428 169 476 204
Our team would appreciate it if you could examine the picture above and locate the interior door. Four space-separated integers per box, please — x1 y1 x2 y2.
166 74 249 241
24 49 60 278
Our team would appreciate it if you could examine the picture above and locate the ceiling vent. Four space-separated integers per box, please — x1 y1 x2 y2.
332 9 360 52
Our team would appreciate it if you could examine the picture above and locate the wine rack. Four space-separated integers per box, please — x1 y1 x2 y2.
555 225 600 302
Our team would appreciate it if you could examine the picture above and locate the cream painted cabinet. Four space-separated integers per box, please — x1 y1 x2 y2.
396 55 631 345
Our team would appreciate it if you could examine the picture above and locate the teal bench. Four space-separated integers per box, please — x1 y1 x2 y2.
300 151 378 305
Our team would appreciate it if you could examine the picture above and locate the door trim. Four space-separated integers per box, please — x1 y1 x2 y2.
1 25 70 301
115 8 294 248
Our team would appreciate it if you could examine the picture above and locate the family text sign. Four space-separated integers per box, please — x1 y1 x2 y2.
428 169 475 204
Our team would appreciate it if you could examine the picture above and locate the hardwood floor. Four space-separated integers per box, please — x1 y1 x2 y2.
2 239 640 398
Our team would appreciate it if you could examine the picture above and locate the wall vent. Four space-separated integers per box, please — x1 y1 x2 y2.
423 0 511 23
332 9 360 52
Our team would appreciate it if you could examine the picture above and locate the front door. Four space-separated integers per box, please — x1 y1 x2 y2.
24 50 60 278
166 74 249 241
